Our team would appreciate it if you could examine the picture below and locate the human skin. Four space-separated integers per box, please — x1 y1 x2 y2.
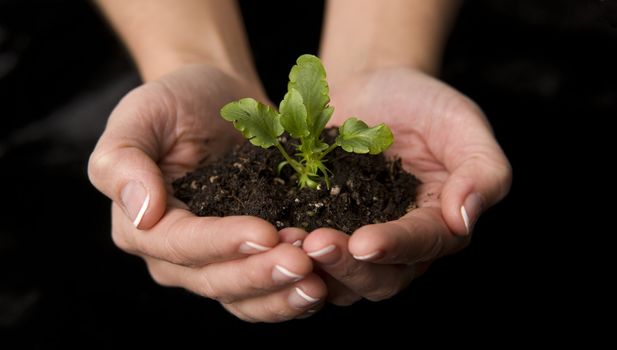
303 0 512 304
89 0 512 319
89 0 327 322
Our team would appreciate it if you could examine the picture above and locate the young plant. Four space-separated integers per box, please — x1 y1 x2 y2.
221 54 393 189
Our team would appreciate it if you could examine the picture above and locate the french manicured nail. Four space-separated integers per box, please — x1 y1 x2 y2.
306 245 335 258
306 245 339 264
352 251 381 261
239 241 271 254
292 240 303 247
120 181 149 228
297 309 318 319
289 287 320 309
461 192 484 235
272 265 304 284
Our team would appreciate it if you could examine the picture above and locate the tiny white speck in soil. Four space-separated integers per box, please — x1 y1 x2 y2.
330 186 341 196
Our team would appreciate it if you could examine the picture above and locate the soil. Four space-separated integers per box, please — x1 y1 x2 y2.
173 128 420 234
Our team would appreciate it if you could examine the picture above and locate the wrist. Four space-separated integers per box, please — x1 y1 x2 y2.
319 0 461 86
321 56 438 91
96 0 261 86
138 48 262 89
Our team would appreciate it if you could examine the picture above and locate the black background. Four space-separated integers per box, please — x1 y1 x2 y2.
1 0 614 346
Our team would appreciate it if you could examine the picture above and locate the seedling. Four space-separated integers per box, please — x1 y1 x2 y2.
221 54 393 189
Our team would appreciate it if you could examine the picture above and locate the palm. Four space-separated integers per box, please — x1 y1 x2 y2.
129 65 263 183
328 68 483 209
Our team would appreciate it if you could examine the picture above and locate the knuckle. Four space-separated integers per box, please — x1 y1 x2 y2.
88 149 105 183
203 232 225 262
197 272 233 303
364 283 401 302
111 227 133 253
497 162 513 199
86 153 99 185
263 302 295 323
163 230 194 266
337 262 362 283
329 294 361 306
145 261 174 287
87 150 114 188
243 264 270 294
425 232 446 260
222 304 259 323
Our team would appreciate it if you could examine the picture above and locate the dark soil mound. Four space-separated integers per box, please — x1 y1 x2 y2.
173 129 419 234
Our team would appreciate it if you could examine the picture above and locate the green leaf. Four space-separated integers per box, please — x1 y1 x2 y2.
336 117 394 155
313 106 333 139
288 54 331 137
220 98 284 148
277 161 289 174
279 88 309 138
312 140 329 153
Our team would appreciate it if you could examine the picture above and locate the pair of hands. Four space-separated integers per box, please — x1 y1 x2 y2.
88 63 511 322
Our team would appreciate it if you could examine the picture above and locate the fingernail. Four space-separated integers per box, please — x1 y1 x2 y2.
306 244 339 264
272 265 304 284
461 192 484 235
120 181 149 228
239 241 271 254
292 240 303 247
306 245 335 258
297 309 318 319
352 251 381 261
289 287 320 309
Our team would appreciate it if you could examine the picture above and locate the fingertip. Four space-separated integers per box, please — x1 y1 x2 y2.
293 273 328 307
278 227 308 247
303 228 346 264
128 180 167 230
441 176 476 236
348 224 389 261
302 228 344 252
271 243 314 278
89 145 168 230
349 208 456 265
228 216 280 253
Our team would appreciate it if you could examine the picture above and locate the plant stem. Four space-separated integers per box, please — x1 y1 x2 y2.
275 142 303 173
321 143 339 158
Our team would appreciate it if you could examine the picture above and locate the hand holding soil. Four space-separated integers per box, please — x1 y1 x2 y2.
89 65 328 322
171 57 511 306
90 0 512 322
299 67 512 304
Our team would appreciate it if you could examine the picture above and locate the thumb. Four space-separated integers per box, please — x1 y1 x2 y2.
88 147 167 230
88 87 171 229
441 146 512 237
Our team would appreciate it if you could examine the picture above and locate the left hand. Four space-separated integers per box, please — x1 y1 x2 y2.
302 67 512 305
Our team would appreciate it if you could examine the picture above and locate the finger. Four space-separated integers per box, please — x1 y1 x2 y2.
315 268 362 306
112 203 280 266
223 273 327 323
303 228 415 301
143 243 313 303
437 101 512 236
348 207 469 265
88 85 175 229
279 227 308 248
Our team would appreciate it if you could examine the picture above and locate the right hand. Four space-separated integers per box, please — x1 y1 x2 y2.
88 64 326 322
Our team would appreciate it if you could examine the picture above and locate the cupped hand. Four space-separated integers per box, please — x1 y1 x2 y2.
303 67 512 305
88 65 326 322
